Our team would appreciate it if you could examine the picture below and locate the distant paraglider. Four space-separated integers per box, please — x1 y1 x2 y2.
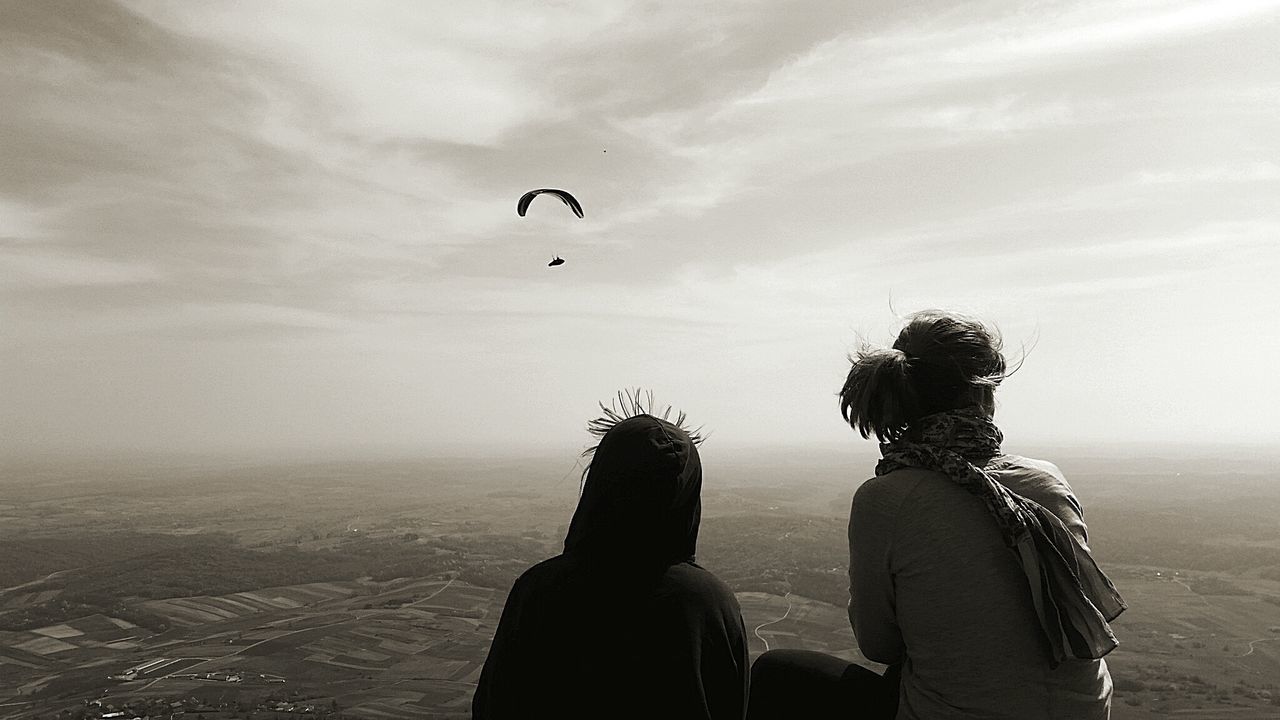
517 189 582 268
517 189 584 219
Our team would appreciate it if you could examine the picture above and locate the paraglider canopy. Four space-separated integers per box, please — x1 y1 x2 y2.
518 189 584 219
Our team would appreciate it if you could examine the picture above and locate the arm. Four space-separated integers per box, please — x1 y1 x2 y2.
848 480 905 664
1046 462 1091 548
700 604 751 720
472 575 533 720
728 602 751 720
654 584 750 720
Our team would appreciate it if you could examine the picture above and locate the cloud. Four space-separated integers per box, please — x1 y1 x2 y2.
740 0 1280 105
125 0 564 145
0 245 163 287
1135 161 1280 185
1 1 478 323
2 0 1278 451
0 198 47 240
659 0 1280 195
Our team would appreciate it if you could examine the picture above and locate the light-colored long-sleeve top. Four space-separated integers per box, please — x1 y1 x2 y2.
848 454 1113 720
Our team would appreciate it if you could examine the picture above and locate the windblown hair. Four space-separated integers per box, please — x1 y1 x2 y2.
578 389 706 484
584 388 706 452
840 310 1017 442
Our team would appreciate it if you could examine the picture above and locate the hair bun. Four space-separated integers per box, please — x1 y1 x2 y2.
840 310 1009 441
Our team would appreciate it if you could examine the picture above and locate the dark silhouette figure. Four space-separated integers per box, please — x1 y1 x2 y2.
473 407 749 720
548 255 565 267
749 310 1124 720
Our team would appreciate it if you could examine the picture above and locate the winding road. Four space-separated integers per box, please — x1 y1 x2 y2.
405 575 457 608
1240 637 1278 657
753 593 793 653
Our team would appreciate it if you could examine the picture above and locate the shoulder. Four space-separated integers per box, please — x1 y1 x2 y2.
663 562 738 602
1000 454 1070 483
993 455 1079 502
518 554 574 578
993 454 1089 531
653 562 744 622
853 467 937 503
847 469 939 548
655 561 747 632
507 555 576 597
850 467 937 521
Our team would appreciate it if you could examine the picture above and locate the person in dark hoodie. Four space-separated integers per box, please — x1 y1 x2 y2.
472 393 750 720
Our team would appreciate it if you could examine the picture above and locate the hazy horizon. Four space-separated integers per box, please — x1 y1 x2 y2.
5 437 1278 472
3 1 1278 457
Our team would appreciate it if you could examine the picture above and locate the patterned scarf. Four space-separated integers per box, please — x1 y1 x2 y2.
877 408 1127 667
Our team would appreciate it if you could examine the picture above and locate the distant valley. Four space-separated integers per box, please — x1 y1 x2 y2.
1 449 1278 719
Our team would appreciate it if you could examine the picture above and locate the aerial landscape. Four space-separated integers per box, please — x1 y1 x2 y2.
2 447 1278 719
4 1 1279 718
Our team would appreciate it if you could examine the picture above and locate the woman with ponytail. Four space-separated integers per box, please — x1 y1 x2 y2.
748 311 1124 720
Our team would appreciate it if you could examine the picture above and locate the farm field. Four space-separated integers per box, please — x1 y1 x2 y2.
0 575 501 720
3 567 1278 719
2 452 1279 717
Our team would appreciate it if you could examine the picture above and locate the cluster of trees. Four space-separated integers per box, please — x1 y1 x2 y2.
0 533 211 587
0 599 171 634
1111 663 1278 709
699 513 849 605
1090 537 1280 574
53 693 350 720
1086 504 1280 574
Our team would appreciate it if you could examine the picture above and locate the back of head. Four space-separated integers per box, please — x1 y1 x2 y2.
563 412 703 569
840 310 1008 442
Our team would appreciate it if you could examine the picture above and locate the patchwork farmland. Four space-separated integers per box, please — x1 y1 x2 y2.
4 454 1280 718
3 573 876 720
0 574 505 719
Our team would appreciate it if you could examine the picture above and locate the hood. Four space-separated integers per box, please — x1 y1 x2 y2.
562 414 702 566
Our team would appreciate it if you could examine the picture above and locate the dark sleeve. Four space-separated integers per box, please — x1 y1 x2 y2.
472 574 536 720
704 594 750 720
848 480 905 664
730 600 751 719
650 577 749 720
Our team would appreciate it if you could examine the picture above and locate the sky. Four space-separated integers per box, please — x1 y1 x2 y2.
2 0 1278 458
